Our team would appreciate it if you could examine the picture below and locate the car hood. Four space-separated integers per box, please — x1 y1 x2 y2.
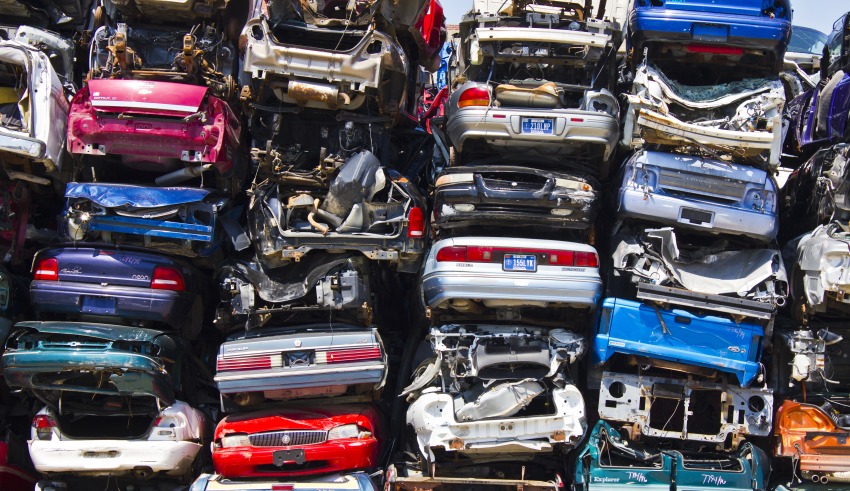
65 182 211 208
85 79 208 117
2 322 177 406
216 404 377 435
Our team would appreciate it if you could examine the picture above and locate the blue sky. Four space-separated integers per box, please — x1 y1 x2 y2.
442 1 846 34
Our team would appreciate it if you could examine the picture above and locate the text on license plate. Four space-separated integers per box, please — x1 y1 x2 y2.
521 118 554 135
503 254 537 272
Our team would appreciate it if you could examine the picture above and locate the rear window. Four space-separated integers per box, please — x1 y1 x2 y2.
789 26 827 55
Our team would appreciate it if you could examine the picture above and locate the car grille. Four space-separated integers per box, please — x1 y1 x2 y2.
657 169 747 202
248 430 327 447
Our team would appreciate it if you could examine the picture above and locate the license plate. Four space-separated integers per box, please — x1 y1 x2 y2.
692 23 728 43
503 254 536 272
273 449 306 466
81 296 116 315
521 117 554 135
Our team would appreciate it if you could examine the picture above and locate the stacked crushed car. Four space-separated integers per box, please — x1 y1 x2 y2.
2 0 850 490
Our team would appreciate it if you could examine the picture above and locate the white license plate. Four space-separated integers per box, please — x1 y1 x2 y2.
521 117 554 135
503 254 536 272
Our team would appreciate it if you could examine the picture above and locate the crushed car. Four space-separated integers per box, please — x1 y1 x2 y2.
1 321 212 485
191 472 380 491
573 420 770 491
29 245 207 339
791 222 850 317
445 0 622 167
214 325 386 411
0 28 72 186
248 150 427 273
621 63 785 168
63 182 242 259
615 150 780 243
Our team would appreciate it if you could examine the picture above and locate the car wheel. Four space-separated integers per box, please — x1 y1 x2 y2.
180 298 204 341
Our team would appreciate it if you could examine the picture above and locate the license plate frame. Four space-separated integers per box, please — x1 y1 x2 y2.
273 449 306 466
503 254 537 272
521 117 554 135
81 295 117 315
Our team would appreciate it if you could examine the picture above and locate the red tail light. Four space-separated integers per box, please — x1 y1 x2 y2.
407 206 425 238
151 266 185 291
33 414 56 440
324 347 382 364
687 44 743 55
216 354 273 372
458 86 490 108
34 258 59 281
436 245 598 267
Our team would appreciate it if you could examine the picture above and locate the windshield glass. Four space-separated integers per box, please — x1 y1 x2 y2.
789 25 828 54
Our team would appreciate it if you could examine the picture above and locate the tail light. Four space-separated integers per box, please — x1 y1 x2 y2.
34 258 59 281
151 266 185 291
216 354 274 372
318 347 382 364
407 206 425 238
435 245 599 267
32 414 56 440
687 45 743 55
457 87 490 108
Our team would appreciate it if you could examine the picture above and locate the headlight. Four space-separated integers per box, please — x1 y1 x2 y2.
220 433 250 447
327 424 371 440
435 173 474 187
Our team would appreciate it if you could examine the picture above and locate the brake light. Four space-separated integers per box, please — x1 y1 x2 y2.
34 258 58 281
32 414 56 440
435 245 599 266
458 86 490 108
319 347 382 364
407 206 425 238
272 486 294 491
687 44 743 55
216 354 274 372
151 266 185 291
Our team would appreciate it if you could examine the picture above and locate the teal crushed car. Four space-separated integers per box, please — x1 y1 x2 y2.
572 421 769 491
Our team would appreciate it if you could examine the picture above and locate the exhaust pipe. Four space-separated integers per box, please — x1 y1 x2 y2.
821 476 829 484
155 164 213 186
133 466 154 479
810 474 820 483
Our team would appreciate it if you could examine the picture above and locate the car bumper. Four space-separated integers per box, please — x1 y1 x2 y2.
446 107 618 160
593 297 765 387
617 186 778 242
422 270 602 310
212 438 379 479
29 439 201 476
30 280 196 331
598 372 773 445
407 386 585 459
193 472 378 491
0 131 48 160
215 363 386 395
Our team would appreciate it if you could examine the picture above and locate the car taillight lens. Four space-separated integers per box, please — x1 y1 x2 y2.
34 258 58 281
32 414 56 440
407 206 425 238
318 347 382 364
151 266 185 291
216 354 273 372
458 87 490 108
435 246 599 267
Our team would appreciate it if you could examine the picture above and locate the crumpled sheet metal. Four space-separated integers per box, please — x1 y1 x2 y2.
613 226 787 300
65 182 210 208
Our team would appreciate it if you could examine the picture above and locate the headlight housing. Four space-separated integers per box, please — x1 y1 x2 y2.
220 433 250 448
327 424 371 440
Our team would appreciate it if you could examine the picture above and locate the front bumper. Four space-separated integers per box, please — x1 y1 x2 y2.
421 270 602 311
30 280 196 331
598 372 773 446
212 438 379 479
617 184 778 242
29 439 201 476
593 297 765 387
407 386 586 460
446 107 618 160
193 472 378 491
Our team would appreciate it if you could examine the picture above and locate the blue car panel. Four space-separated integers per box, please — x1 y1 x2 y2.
592 298 764 387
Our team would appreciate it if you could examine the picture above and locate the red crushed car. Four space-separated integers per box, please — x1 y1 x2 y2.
212 404 382 479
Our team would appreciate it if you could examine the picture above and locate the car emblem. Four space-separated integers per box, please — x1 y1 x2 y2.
281 434 291 445
294 339 302 347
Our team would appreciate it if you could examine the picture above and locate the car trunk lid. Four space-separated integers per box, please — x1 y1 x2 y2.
35 246 187 289
86 79 208 117
656 0 767 17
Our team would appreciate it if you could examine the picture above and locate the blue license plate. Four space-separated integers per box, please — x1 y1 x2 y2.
521 118 554 135
692 23 728 43
503 254 537 272
82 295 116 315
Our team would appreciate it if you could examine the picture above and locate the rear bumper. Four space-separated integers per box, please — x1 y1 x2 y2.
617 185 778 242
422 271 602 310
0 131 47 160
214 363 386 395
194 472 378 491
30 280 196 330
446 107 618 160
213 438 379 479
29 439 201 476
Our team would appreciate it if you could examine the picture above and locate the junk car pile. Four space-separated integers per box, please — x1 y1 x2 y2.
1 1 850 491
